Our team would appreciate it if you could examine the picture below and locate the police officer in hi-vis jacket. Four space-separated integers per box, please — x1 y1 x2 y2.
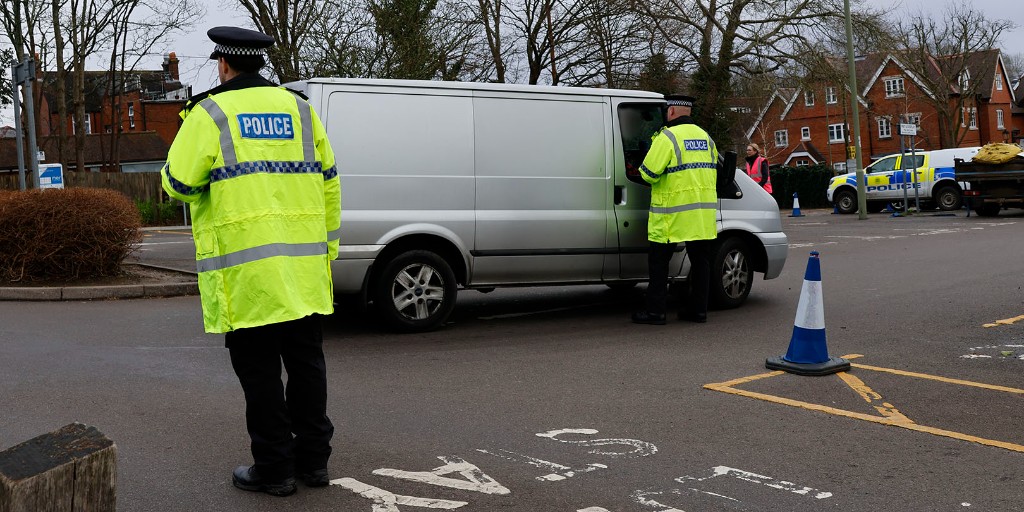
632 94 718 325
161 26 340 497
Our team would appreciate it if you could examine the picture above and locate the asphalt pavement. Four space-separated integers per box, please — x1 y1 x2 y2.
3 207 1024 511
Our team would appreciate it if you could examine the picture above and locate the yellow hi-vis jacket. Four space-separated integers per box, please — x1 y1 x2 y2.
161 84 341 333
639 122 718 243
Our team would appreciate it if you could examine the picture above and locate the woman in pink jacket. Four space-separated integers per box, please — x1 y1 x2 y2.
744 143 772 193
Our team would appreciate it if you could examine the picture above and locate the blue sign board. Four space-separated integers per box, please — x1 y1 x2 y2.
39 164 64 189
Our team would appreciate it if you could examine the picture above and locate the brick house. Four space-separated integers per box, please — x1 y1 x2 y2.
39 52 189 148
746 49 1020 172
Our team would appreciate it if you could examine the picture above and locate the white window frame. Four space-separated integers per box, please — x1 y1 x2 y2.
884 77 905 98
804 91 815 107
997 109 1005 129
996 73 1004 91
834 162 848 173
825 87 838 104
828 123 846 143
969 107 978 130
128 103 135 129
960 70 971 90
877 117 892 139
907 113 922 128
801 127 811 140
774 129 789 148
83 114 91 134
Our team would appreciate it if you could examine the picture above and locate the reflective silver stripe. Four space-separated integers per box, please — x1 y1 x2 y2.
661 129 683 166
295 96 315 162
650 202 718 214
199 98 237 166
196 242 328 273
327 227 341 242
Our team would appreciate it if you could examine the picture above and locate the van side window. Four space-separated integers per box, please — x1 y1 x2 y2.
903 155 924 169
618 103 665 185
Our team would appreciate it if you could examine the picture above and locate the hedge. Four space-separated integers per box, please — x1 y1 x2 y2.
767 164 837 209
0 188 142 282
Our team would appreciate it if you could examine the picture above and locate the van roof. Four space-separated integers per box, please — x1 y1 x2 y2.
293 78 665 100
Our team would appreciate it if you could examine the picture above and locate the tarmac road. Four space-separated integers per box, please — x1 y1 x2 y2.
3 208 1024 511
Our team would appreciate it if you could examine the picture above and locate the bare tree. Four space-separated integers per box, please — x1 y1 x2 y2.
233 0 330 83
893 2 1013 147
1001 52 1024 88
638 0 888 147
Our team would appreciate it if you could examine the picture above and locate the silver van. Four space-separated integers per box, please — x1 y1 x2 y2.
287 78 788 331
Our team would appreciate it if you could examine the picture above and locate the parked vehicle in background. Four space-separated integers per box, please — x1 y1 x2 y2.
827 147 980 214
956 144 1024 216
286 78 789 332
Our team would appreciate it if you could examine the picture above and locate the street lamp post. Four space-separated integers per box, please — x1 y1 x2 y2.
843 0 867 219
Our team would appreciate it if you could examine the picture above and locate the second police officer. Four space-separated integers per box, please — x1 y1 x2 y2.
631 94 719 325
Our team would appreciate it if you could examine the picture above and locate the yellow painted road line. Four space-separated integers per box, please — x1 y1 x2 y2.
983 314 1024 328
836 371 914 424
851 363 1024 395
705 356 1024 453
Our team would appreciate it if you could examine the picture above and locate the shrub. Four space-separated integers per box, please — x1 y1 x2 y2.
768 164 836 209
0 188 142 282
135 198 187 226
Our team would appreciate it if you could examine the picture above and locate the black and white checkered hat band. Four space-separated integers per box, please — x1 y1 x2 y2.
214 44 266 56
666 100 692 107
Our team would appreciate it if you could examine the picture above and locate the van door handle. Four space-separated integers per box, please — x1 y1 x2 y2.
614 185 626 205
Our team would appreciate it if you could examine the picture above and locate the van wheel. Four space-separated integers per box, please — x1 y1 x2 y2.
934 185 962 211
373 250 457 332
834 189 857 214
710 237 753 309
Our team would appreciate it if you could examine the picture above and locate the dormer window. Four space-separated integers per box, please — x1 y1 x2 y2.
804 91 815 107
960 70 971 90
884 77 905 98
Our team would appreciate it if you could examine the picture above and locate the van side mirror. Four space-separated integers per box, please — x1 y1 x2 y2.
717 151 741 199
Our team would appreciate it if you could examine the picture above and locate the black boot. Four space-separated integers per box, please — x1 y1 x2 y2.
232 465 297 497
631 310 667 325
298 468 330 487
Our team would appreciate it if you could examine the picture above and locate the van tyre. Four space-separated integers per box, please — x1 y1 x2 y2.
710 237 753 309
933 185 962 211
373 250 457 332
834 189 857 214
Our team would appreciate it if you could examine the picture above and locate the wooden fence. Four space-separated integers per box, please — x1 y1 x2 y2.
0 172 165 202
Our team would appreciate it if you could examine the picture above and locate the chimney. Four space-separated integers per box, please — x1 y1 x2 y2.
164 52 180 81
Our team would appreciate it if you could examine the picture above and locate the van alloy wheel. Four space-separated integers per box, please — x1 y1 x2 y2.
373 250 457 332
709 237 753 309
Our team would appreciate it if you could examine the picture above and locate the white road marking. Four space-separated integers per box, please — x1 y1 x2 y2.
475 448 606 482
677 466 832 499
577 508 612 512
331 477 468 511
372 456 510 495
536 428 658 458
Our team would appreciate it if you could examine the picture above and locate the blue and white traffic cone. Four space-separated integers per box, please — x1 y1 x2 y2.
766 251 850 376
789 192 805 217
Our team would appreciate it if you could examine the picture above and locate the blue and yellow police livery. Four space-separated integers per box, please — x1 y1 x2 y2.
826 147 980 214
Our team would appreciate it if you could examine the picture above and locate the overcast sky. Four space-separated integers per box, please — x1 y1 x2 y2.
3 0 1022 126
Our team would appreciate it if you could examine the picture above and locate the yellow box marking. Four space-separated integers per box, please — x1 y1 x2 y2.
705 354 1024 453
984 314 1024 328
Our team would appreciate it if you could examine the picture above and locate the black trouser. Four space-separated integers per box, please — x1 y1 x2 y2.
684 239 712 316
646 241 678 315
226 315 333 481
646 239 713 315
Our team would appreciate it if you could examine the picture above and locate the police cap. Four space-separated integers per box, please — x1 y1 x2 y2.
208 26 275 59
665 94 695 108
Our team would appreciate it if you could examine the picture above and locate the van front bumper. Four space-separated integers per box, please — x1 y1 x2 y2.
756 231 788 280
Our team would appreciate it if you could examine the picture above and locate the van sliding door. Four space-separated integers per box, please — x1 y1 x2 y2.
471 94 609 285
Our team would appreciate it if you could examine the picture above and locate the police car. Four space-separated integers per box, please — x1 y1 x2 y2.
827 147 980 214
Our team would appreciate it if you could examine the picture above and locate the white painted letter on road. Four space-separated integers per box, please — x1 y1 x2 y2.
332 478 469 511
373 456 510 495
